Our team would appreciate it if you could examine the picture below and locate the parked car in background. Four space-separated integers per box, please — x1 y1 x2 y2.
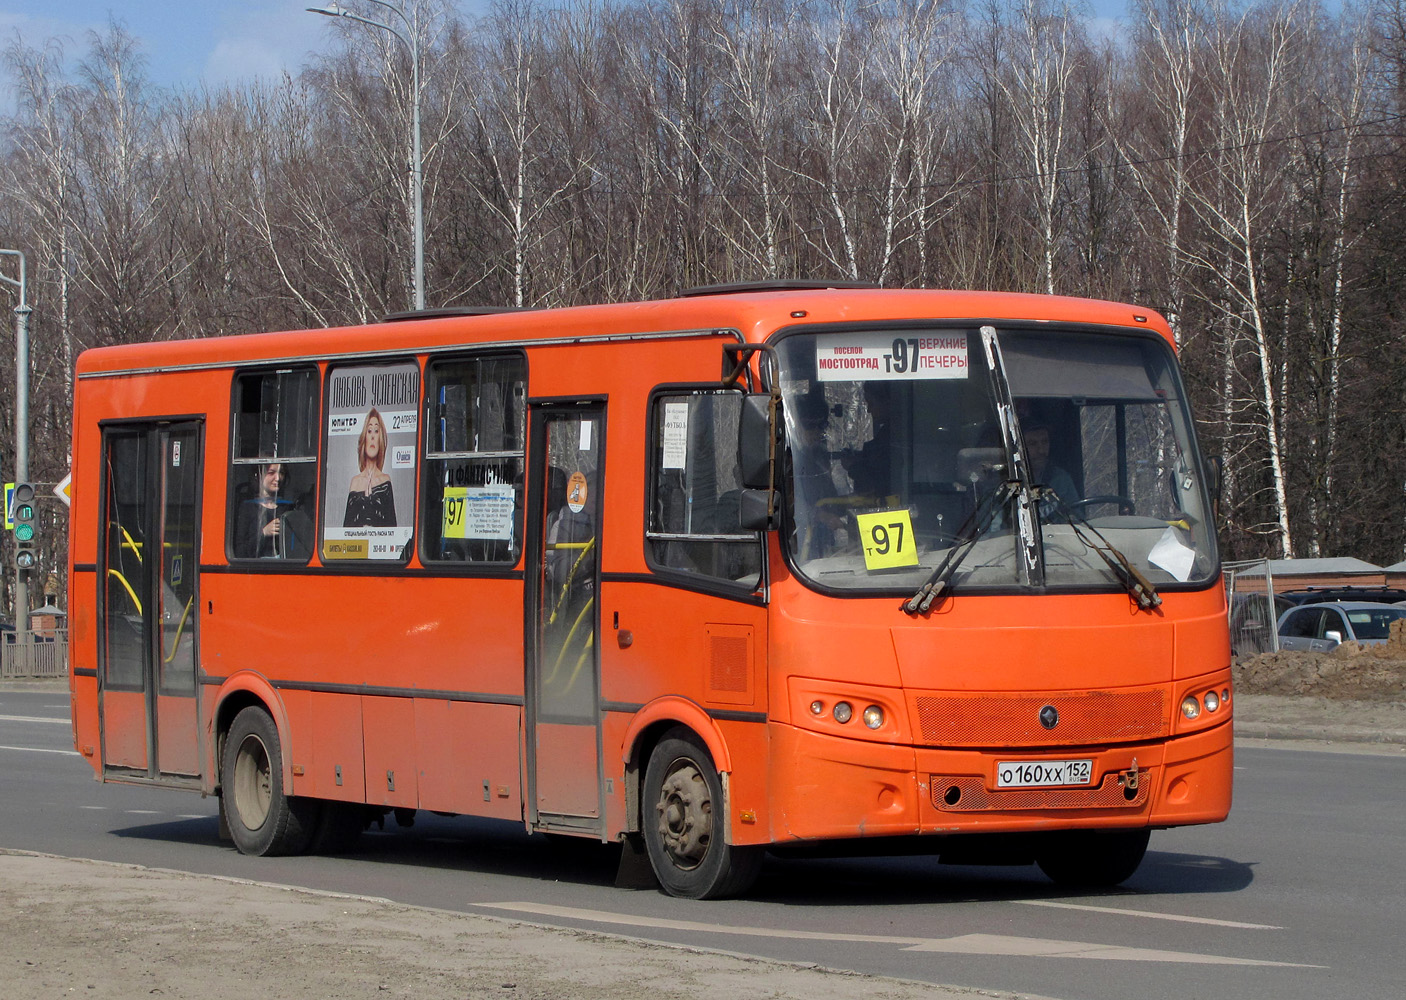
1276 601 1406 652
1276 586 1406 607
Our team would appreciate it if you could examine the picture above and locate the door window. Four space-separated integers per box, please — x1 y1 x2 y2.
646 390 762 588
538 411 602 724
101 431 151 690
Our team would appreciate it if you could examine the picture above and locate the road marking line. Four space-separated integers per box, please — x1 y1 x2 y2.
1016 899 1281 929
123 809 162 815
0 714 68 724
477 902 1319 967
902 933 1318 965
0 744 79 755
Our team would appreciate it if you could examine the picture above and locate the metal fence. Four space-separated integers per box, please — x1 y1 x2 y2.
0 629 69 679
1224 560 1279 658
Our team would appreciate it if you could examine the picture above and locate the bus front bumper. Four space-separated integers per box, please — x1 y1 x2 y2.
761 720 1233 845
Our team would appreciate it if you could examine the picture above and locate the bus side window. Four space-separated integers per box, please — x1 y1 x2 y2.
421 353 526 566
645 390 762 588
227 368 320 563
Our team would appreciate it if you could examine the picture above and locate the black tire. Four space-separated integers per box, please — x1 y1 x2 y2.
1036 828 1151 888
220 706 318 857
642 727 764 899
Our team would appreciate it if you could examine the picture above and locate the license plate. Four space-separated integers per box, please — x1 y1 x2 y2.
995 759 1094 788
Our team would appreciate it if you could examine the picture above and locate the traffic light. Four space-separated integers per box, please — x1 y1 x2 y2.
12 482 37 570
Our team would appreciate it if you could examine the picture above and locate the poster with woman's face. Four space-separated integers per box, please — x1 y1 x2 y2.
321 362 420 561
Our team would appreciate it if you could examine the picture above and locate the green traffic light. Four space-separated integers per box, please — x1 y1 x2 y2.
15 524 34 542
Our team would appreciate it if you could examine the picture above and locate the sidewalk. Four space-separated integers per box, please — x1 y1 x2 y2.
0 851 1008 1000
1231 693 1406 750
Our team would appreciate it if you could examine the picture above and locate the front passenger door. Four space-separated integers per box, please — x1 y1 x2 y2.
1314 608 1348 651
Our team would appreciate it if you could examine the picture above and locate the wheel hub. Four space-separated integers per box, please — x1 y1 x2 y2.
232 734 272 830
656 762 712 869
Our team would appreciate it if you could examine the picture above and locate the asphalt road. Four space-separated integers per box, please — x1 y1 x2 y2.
2 685 1403 1000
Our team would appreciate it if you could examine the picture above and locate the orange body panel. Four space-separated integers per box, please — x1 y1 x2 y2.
66 288 1230 856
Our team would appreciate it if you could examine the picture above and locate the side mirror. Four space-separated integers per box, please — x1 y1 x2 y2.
1207 454 1223 500
1324 630 1343 646
739 394 775 490
738 393 778 530
737 488 773 531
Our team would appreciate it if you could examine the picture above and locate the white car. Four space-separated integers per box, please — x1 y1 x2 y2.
1276 601 1406 652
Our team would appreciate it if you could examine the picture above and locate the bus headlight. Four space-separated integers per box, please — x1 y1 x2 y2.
1204 690 1220 713
810 700 825 716
1181 695 1201 720
832 701 853 724
862 705 884 730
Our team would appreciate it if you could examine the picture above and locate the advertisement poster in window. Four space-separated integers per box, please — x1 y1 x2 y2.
322 362 420 560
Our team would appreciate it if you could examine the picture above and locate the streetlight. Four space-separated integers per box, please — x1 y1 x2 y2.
0 249 32 625
307 0 426 311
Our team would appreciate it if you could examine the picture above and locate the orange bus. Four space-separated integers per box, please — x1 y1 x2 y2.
66 283 1232 898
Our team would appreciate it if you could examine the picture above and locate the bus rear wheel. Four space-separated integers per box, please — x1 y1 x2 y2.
642 728 763 899
1035 828 1150 888
221 706 317 857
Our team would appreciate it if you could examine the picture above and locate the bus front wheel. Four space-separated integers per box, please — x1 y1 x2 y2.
642 728 763 899
1035 828 1150 887
220 706 317 857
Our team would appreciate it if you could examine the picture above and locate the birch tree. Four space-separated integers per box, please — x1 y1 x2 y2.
994 0 1081 294
1182 1 1309 557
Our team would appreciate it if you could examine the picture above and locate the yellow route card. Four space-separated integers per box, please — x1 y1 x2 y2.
442 486 468 538
855 509 919 570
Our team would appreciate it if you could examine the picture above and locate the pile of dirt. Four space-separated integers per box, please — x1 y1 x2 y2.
1233 619 1406 702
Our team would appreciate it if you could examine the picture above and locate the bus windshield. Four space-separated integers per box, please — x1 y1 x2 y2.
775 325 1217 595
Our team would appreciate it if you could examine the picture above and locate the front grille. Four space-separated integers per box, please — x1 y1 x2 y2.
931 772 1149 811
915 689 1167 747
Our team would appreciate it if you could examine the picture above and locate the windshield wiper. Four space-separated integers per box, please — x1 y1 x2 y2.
1045 490 1162 611
902 480 1017 615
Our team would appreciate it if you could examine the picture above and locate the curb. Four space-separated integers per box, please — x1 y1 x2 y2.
1233 721 1406 747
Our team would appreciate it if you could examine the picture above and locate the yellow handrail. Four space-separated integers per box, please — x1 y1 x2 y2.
547 536 596 626
163 595 195 664
546 596 595 686
106 569 142 615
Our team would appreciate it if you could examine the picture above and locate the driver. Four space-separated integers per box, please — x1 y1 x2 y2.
1022 422 1078 520
791 393 846 557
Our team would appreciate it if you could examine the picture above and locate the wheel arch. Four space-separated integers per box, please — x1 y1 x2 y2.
210 672 290 793
620 696 732 834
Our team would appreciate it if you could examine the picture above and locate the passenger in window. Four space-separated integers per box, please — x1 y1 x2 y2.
343 408 396 527
234 463 312 559
1023 422 1078 519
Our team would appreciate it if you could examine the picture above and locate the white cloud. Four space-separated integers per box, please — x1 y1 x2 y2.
203 4 326 88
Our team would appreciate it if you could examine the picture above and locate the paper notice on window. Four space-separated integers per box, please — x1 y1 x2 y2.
1149 526 1196 583
816 332 969 382
662 402 689 469
443 484 515 540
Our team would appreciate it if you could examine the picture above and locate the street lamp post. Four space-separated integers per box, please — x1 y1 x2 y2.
308 0 426 311
1 249 32 626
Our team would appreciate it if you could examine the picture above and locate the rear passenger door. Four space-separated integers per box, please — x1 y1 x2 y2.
98 420 203 784
1278 607 1322 652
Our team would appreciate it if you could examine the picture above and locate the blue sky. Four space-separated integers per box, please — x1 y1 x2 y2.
1 1 1131 94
